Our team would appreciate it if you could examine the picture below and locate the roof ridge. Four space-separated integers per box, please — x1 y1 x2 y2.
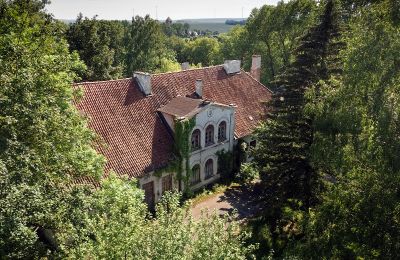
242 69 274 94
74 77 132 86
74 65 225 86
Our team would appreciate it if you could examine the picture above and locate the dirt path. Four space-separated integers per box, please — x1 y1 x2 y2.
191 185 264 220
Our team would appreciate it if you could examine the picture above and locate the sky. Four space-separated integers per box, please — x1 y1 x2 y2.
46 0 280 20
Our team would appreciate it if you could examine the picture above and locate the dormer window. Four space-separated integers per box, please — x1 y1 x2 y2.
218 121 227 142
205 125 214 146
191 129 201 151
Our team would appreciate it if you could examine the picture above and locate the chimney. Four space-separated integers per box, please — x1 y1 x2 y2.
181 62 190 70
195 79 203 98
134 72 152 96
250 55 261 81
223 60 241 74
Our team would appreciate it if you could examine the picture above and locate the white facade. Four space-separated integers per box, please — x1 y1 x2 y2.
185 103 235 191
139 102 235 205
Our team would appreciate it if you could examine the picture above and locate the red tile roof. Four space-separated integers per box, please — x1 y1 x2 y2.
75 65 272 178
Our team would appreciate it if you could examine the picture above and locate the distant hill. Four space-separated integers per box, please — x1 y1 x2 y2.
60 18 247 34
175 18 245 24
175 18 246 33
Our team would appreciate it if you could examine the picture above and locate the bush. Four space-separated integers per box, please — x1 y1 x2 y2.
236 163 259 186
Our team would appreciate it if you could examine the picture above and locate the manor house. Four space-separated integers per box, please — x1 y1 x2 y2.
75 56 272 206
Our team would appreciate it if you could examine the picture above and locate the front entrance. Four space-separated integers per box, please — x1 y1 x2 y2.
162 174 173 195
142 181 155 207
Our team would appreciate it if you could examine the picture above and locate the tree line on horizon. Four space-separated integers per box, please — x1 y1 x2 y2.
62 0 319 89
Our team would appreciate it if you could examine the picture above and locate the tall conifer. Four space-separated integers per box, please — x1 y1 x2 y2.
254 0 344 207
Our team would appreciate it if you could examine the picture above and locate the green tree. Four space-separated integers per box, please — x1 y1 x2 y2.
184 37 222 66
125 15 170 74
66 15 128 81
166 35 190 63
250 0 344 256
243 0 318 86
0 1 104 258
220 26 250 61
291 1 400 258
65 175 256 259
255 0 343 207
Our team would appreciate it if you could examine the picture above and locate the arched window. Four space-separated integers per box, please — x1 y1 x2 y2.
218 121 227 141
191 129 201 151
190 164 201 185
205 125 214 146
205 159 214 179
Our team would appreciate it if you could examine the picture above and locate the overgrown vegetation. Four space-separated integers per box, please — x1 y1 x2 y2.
63 175 255 259
173 118 196 196
2 0 400 258
249 0 400 258
0 1 253 258
64 0 320 85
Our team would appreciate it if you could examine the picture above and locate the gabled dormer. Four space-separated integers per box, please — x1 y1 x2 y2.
157 96 235 153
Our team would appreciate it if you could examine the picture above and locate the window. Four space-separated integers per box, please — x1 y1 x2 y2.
190 164 201 185
205 125 214 146
162 174 173 195
218 121 227 141
205 159 214 179
191 129 201 150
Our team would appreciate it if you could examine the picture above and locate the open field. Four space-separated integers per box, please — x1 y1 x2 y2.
176 18 246 33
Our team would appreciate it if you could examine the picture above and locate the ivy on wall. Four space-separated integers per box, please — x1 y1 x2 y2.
154 117 196 196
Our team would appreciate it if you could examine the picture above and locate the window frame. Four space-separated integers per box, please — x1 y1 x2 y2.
205 159 214 179
190 164 201 185
205 125 215 147
218 121 227 142
191 129 201 151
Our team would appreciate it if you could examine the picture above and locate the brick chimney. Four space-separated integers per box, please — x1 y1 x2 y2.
195 79 203 98
250 55 261 81
134 72 152 96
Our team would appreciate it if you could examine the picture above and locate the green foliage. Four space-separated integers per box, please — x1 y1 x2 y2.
216 149 234 180
161 20 190 37
289 1 400 258
155 57 182 73
219 26 250 61
0 1 104 257
254 0 343 207
250 0 344 257
242 0 318 86
233 139 248 172
237 162 259 187
173 118 196 195
65 175 256 259
126 15 172 74
184 37 223 66
293 169 400 259
66 14 128 80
